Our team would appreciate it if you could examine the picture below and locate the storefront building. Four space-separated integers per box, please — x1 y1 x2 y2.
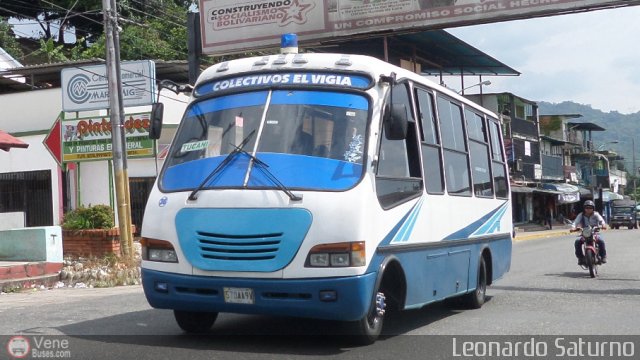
0 60 189 232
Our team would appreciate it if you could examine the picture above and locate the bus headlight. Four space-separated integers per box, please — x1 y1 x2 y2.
148 249 178 262
306 242 366 267
140 237 179 263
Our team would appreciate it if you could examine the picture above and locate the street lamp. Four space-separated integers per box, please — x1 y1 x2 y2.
596 141 618 151
457 80 491 95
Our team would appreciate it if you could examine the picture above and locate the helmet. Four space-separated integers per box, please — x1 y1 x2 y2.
584 200 595 208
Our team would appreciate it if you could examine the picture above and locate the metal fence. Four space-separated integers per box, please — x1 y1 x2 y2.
129 177 155 235
0 169 53 227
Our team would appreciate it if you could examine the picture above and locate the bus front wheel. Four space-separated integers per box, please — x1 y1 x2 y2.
174 310 218 333
347 290 386 345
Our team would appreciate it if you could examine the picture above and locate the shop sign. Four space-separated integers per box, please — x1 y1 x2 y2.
62 112 154 162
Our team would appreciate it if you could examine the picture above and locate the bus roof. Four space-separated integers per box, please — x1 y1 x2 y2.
195 53 499 119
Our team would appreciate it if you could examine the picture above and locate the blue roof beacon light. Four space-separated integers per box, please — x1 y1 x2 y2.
281 33 298 54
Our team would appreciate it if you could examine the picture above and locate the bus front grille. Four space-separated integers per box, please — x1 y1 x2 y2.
176 208 312 272
196 231 284 261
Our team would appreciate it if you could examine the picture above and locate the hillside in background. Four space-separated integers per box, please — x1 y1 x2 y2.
538 101 640 172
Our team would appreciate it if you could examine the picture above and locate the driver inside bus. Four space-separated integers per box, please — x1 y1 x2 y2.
570 200 607 265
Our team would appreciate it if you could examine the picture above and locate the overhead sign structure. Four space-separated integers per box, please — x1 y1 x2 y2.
61 60 157 112
199 0 640 55
61 112 155 162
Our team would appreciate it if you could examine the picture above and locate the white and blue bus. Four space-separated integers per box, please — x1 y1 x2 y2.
141 39 512 343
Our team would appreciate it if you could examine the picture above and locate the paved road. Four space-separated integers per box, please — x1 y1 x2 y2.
1 229 639 359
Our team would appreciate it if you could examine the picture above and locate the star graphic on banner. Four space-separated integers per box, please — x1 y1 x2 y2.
278 0 313 25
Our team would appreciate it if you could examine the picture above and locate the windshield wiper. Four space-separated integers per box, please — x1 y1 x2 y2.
233 144 302 201
188 129 256 201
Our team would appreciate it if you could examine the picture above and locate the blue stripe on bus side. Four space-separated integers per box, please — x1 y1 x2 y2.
391 197 424 243
369 201 510 274
443 201 509 240
375 199 423 248
473 203 509 236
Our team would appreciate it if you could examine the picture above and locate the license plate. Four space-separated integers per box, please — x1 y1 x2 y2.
223 287 255 304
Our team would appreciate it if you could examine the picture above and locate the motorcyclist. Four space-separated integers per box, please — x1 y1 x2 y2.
570 200 607 265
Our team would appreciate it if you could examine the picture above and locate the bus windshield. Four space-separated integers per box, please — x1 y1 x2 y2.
161 89 369 192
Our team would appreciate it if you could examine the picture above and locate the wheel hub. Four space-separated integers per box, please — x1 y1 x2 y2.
375 292 386 317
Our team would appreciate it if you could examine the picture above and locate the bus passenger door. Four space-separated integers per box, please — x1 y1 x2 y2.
375 82 423 209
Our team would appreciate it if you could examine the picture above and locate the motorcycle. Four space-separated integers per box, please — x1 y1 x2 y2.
574 225 602 278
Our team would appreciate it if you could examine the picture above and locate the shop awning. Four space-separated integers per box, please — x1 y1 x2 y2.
577 186 593 198
595 191 624 202
0 130 29 151
538 183 580 204
511 185 535 193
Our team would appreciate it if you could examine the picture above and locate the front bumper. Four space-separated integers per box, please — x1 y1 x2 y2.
142 268 377 321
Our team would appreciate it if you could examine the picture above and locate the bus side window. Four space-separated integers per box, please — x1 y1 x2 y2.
488 118 509 198
376 82 423 209
437 95 471 196
465 108 493 197
415 88 444 194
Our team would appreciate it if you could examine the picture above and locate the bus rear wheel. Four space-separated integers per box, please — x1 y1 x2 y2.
174 310 218 333
463 256 487 309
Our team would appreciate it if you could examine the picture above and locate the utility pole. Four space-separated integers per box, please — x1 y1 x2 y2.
633 137 637 201
103 0 134 258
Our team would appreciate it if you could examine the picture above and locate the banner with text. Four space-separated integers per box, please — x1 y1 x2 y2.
62 113 154 162
199 0 640 54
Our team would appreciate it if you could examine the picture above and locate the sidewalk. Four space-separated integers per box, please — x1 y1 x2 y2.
513 222 573 242
0 261 63 292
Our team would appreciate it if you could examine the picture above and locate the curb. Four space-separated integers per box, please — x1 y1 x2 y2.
0 274 60 293
513 230 572 242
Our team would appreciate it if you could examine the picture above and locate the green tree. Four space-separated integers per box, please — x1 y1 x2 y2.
0 17 24 61
82 0 189 60
34 37 68 62
1 0 195 63
0 0 103 46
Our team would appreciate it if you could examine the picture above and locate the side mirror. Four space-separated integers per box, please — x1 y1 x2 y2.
149 102 164 140
384 103 408 140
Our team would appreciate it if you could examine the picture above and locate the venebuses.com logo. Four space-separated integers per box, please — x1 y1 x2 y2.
5 335 71 359
6 336 30 358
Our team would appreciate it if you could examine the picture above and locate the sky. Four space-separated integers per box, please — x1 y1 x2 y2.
444 5 640 115
5 4 640 114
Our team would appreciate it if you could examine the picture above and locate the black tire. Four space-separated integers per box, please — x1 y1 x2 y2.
174 310 218 333
347 290 386 345
463 256 487 309
585 251 596 278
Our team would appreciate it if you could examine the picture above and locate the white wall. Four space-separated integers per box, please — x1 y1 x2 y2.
0 83 188 227
0 134 64 224
0 89 62 132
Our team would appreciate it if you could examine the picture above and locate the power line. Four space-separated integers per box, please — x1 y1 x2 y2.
1 1 101 41
39 0 104 27
119 2 186 29
128 0 188 25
